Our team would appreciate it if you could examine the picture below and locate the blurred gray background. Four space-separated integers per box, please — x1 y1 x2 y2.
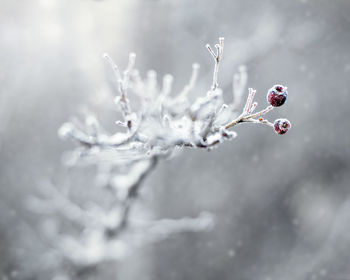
1 0 350 279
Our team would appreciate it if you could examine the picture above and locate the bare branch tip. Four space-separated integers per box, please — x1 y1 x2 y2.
192 63 200 69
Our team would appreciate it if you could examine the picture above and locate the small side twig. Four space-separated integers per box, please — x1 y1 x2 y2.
206 37 224 91
178 63 200 98
103 52 136 130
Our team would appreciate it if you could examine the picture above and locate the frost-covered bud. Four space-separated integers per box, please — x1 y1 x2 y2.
58 122 74 139
273 118 291 135
267 85 288 107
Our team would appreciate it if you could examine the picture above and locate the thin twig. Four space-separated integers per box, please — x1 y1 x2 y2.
206 37 224 91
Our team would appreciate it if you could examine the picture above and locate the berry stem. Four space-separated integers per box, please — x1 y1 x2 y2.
225 104 274 130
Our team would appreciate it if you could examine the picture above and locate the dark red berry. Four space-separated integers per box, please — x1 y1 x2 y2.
267 85 288 107
274 118 291 135
275 86 283 92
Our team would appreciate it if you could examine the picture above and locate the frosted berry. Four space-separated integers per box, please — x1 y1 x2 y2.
274 118 291 135
267 85 288 107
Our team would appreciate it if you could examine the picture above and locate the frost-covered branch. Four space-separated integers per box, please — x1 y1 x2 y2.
31 37 291 276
